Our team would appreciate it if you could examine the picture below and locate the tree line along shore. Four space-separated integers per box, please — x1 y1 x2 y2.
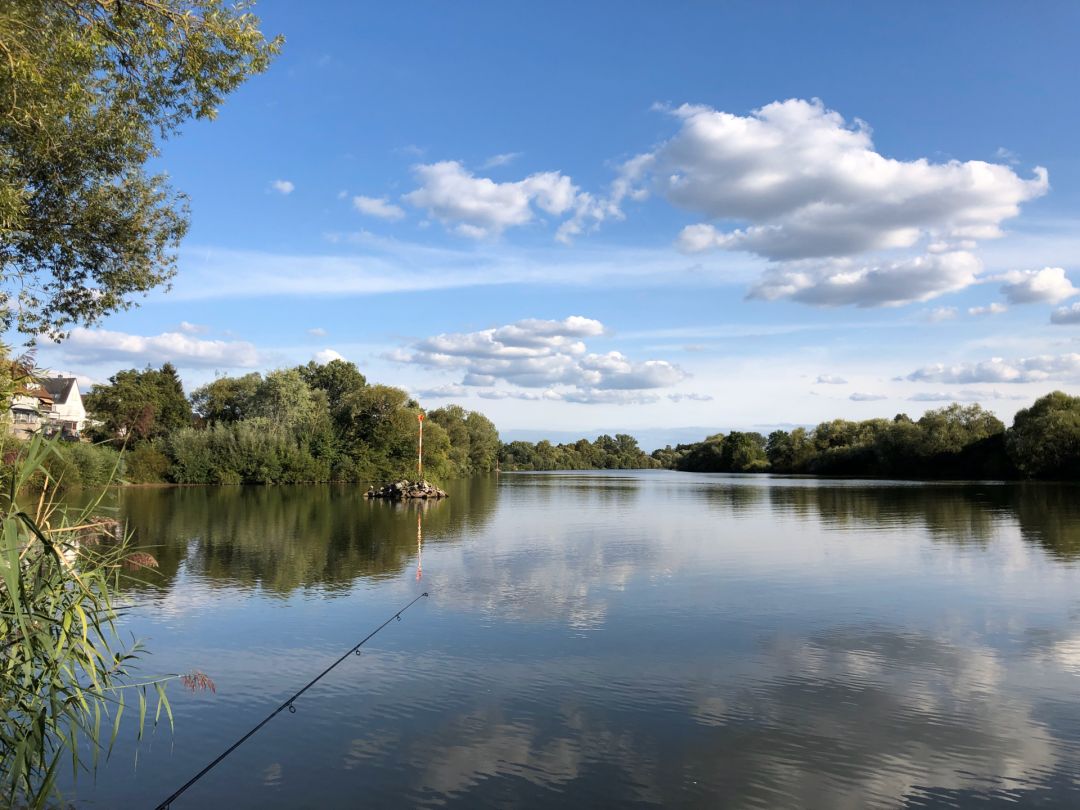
5 359 1080 487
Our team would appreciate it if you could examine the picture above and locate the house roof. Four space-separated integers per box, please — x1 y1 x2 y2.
12 384 53 405
40 377 77 405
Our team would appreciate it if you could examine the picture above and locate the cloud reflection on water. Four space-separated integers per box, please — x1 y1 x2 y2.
70 473 1080 807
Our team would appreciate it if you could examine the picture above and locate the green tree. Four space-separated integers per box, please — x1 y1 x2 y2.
677 433 726 472
917 403 1004 456
500 440 539 470
336 384 442 482
250 369 319 433
1007 391 1080 478
298 359 367 409
465 410 500 472
190 372 262 423
427 405 500 475
428 405 471 475
0 0 281 339
720 431 767 472
84 363 192 442
875 416 924 476
766 430 795 471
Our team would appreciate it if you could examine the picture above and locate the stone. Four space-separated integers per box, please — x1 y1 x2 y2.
364 479 449 500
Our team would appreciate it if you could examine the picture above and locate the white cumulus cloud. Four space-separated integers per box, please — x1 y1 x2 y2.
313 349 345 364
352 195 406 221
749 251 982 307
617 98 1048 308
907 353 1080 384
415 383 469 399
389 316 686 404
402 161 618 242
1051 302 1080 325
996 267 1078 304
635 99 1047 261
270 179 295 195
815 374 848 385
62 328 259 368
405 161 579 239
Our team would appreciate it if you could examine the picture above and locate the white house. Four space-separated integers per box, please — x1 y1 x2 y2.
8 376 87 440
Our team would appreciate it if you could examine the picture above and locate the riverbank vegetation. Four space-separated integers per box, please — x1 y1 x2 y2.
8 359 1080 486
77 360 500 486
0 424 197 808
654 394 1080 480
499 434 661 471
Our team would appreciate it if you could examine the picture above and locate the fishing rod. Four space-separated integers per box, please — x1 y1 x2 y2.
154 591 429 810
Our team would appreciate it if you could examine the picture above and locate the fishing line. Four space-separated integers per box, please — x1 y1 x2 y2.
154 591 429 810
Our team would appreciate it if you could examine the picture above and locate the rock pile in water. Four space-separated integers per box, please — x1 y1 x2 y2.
365 480 448 500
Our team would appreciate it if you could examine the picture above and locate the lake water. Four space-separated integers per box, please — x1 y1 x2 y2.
60 471 1080 808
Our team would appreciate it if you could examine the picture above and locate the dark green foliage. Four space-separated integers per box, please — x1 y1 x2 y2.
84 363 193 443
190 372 261 423
156 360 455 485
427 405 500 476
169 419 331 485
299 358 367 419
499 433 659 471
1006 391 1080 479
673 434 725 472
124 442 171 483
667 431 767 473
721 431 769 471
40 440 122 489
466 412 501 472
658 400 1062 480
66 363 1080 484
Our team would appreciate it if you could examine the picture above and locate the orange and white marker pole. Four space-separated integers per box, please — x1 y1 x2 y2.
417 411 424 480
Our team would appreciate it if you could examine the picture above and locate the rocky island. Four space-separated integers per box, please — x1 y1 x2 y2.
365 480 448 500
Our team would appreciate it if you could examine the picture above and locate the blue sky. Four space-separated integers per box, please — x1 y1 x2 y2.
32 1 1080 446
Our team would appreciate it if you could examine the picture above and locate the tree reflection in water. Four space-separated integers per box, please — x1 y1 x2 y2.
98 476 499 594
69 475 1080 597
54 473 1080 808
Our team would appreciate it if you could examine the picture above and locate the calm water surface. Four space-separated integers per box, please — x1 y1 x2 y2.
61 471 1080 808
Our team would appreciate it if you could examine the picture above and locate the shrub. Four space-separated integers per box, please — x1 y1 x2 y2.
124 443 171 483
38 441 122 490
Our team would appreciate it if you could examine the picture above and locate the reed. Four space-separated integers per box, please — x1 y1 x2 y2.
0 431 204 807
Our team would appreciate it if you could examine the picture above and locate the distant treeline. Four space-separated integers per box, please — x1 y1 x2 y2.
9 354 1080 485
499 434 661 471
52 360 500 487
652 392 1080 480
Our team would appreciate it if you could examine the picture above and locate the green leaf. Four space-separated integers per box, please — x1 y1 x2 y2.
107 692 124 760
137 688 146 742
